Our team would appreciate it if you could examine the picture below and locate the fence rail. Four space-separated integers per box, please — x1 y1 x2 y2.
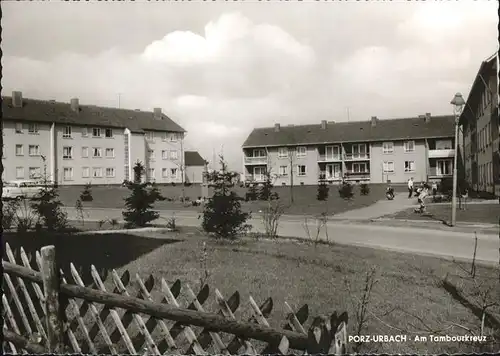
2 243 348 355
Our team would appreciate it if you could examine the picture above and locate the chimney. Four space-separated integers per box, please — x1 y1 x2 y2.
274 123 280 132
153 107 162 120
12 91 23 108
371 116 378 127
70 98 79 112
425 112 431 123
321 120 327 129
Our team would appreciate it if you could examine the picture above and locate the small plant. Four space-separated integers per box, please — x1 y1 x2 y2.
202 156 251 240
199 241 211 291
261 200 286 239
360 183 370 196
258 173 279 201
75 198 86 226
109 218 119 229
246 184 258 201
16 217 33 234
303 211 330 245
338 182 354 200
2 200 19 230
122 161 166 228
317 179 329 201
97 219 106 229
166 216 178 231
79 183 93 202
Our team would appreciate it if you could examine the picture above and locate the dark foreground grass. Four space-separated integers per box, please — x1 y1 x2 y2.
58 183 390 216
385 203 500 225
111 228 499 354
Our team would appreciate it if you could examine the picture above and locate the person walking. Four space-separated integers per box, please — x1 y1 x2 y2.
407 177 414 198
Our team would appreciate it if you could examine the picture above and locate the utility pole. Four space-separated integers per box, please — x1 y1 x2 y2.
347 107 350 122
289 149 294 204
118 93 122 109
180 134 186 203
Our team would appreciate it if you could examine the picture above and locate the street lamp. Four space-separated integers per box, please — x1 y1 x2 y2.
450 92 465 226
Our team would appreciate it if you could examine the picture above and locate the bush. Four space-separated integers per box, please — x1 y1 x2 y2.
30 173 68 232
317 180 329 201
122 162 166 228
360 183 370 196
246 184 258 201
202 156 251 240
79 183 93 202
338 182 354 200
2 200 18 230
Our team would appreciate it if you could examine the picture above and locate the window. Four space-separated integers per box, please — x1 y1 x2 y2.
105 148 115 158
437 160 453 176
148 149 155 161
105 128 113 138
253 149 266 158
28 123 39 134
383 161 394 173
404 161 415 172
146 131 154 141
82 147 89 158
63 167 73 181
162 132 168 141
162 168 168 178
82 167 90 178
92 147 102 158
147 168 155 180
325 146 340 160
279 165 288 176
404 141 415 152
278 147 288 159
92 167 103 178
382 142 394 154
435 140 452 150
162 150 168 160
170 150 178 160
92 128 101 137
15 123 23 134
28 167 41 179
352 163 367 173
169 133 178 142
297 165 307 176
351 144 367 158
63 126 72 138
296 147 307 158
63 146 73 159
82 127 89 137
16 167 24 179
28 145 40 156
106 168 115 177
170 168 177 178
15 144 24 156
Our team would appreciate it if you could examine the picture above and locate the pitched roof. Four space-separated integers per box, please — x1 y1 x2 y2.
459 52 498 127
185 151 207 166
1 96 186 134
242 115 455 148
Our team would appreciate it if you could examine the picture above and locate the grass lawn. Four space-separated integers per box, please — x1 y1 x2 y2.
111 228 499 354
58 183 391 216
384 203 500 225
3 226 499 353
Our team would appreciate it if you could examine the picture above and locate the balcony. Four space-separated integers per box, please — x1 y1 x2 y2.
428 149 455 159
344 171 370 181
344 153 370 161
318 154 342 162
244 156 268 165
245 174 266 183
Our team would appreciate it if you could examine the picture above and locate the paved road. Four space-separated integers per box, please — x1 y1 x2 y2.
64 207 499 264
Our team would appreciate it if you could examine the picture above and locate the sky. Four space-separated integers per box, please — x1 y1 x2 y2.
2 1 498 170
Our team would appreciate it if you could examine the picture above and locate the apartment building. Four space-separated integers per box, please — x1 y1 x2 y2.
184 151 208 184
1 91 186 185
242 114 456 185
459 52 499 196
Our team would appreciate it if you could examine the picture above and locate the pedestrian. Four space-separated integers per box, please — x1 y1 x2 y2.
431 181 437 196
416 184 429 213
407 177 414 198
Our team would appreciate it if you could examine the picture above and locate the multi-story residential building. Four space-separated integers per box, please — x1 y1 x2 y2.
459 52 499 196
1 91 186 185
242 114 456 185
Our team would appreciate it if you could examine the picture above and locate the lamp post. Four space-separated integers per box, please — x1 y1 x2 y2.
450 92 465 226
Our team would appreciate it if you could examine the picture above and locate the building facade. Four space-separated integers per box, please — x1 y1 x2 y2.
460 52 499 196
2 91 186 185
242 114 456 185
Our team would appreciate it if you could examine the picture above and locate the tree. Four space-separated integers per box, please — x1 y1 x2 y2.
202 156 251 239
79 183 93 202
258 170 279 201
317 177 329 201
122 161 166 228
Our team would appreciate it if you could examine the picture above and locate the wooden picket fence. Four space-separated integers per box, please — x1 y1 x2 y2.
2 243 348 355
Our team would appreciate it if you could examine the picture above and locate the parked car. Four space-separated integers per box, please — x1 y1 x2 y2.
2 180 46 200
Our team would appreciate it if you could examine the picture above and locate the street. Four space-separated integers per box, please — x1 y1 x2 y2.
64 207 499 265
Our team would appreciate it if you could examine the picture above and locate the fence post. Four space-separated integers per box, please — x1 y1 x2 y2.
40 245 64 353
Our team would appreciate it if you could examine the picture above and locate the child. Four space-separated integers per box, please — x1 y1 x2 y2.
415 184 429 213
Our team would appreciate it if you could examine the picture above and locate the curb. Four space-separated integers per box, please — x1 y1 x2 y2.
73 227 175 235
373 218 498 229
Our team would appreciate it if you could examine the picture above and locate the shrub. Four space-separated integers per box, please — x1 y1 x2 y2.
122 162 166 228
202 156 251 239
259 173 277 201
184 182 192 187
338 182 354 200
2 200 18 230
246 184 258 201
317 179 329 201
79 183 93 202
360 183 370 196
